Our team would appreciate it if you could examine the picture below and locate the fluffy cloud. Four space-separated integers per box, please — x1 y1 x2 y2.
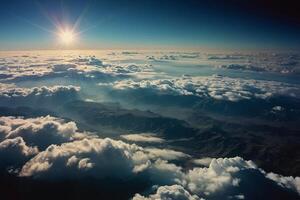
69 56 103 66
265 172 300 195
0 115 297 198
17 134 300 198
0 137 38 156
0 116 88 150
19 137 189 178
0 137 38 169
97 64 153 75
0 51 299 199
0 84 80 107
120 133 165 143
208 52 300 74
132 185 201 200
183 157 256 196
0 54 154 82
108 75 299 102
0 116 292 199
19 137 151 178
0 83 80 98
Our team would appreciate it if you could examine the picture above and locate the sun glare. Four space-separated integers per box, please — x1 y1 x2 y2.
59 29 75 45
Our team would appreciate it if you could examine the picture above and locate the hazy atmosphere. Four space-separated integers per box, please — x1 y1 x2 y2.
0 1 299 200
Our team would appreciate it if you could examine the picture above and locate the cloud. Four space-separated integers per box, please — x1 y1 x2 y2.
183 157 256 196
0 116 88 150
147 55 177 61
107 75 300 102
145 148 190 161
16 133 300 198
120 133 165 143
219 64 266 72
132 185 201 200
0 114 297 198
193 157 214 167
18 137 188 178
208 52 300 74
69 56 103 66
207 54 245 60
0 54 154 82
265 172 300 194
122 51 139 55
0 137 38 169
19 137 147 178
0 84 80 107
271 106 285 112
0 83 80 98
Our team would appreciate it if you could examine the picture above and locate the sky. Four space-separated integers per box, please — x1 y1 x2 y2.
0 0 300 50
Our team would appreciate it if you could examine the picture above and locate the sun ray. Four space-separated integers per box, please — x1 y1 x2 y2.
57 28 76 45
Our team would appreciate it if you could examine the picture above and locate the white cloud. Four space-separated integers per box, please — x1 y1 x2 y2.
0 137 38 169
19 137 147 178
0 54 154 82
183 157 256 196
120 133 165 143
192 157 214 167
265 172 300 195
228 194 245 199
145 148 190 161
0 83 80 99
16 132 300 197
132 185 201 200
0 137 38 157
18 137 188 178
108 75 300 101
0 116 89 150
272 106 285 112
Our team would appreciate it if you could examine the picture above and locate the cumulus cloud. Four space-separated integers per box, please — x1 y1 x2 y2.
120 133 165 143
19 137 188 178
69 56 103 66
0 137 38 169
0 137 38 156
0 114 296 198
183 157 256 196
107 75 300 101
208 52 300 74
0 83 80 98
265 172 300 195
16 133 300 198
0 116 88 150
132 185 201 200
0 84 80 107
0 51 299 199
0 54 154 82
19 138 146 178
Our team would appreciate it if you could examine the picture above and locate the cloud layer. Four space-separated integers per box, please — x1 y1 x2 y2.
107 75 299 102
0 115 298 199
0 51 299 199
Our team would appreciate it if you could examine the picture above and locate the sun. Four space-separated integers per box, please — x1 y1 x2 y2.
59 29 75 45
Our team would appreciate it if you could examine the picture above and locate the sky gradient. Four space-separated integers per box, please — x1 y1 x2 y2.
1 0 300 50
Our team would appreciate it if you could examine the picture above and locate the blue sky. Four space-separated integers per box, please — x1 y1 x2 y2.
0 0 300 50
